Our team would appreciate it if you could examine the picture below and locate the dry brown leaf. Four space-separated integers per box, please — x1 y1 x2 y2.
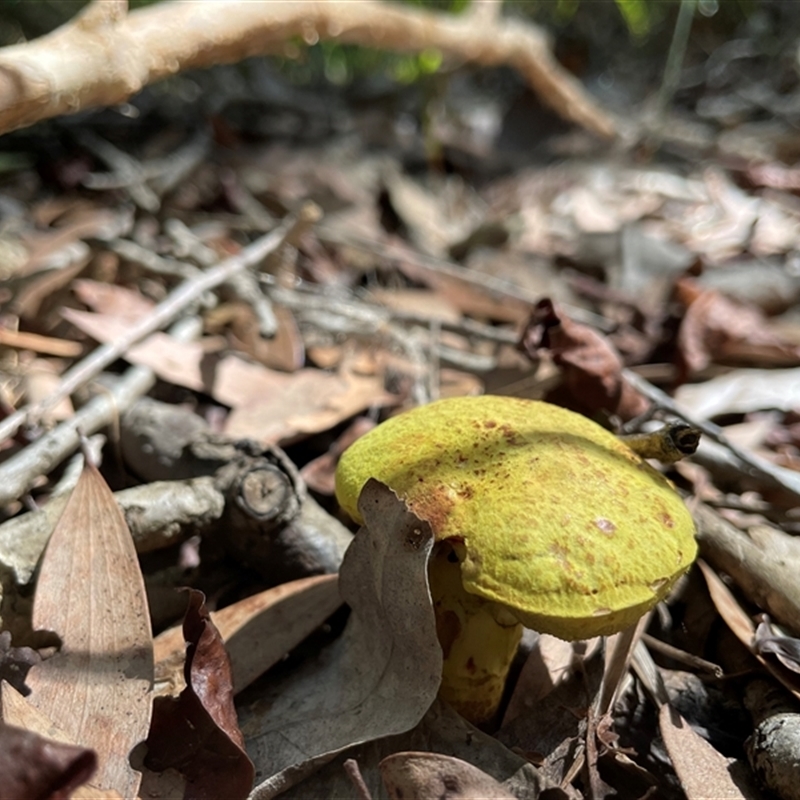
675 278 800 380
20 358 75 424
153 574 341 697
0 719 97 800
61 307 395 443
501 635 587 726
395 254 531 324
379 751 516 800
25 459 153 799
754 617 800 674
146 590 254 800
659 703 749 800
519 298 648 420
746 161 800 192
697 560 800 701
300 417 376 495
221 363 394 444
207 302 305 372
72 278 155 321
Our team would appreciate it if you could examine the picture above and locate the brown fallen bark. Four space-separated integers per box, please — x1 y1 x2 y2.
0 0 616 139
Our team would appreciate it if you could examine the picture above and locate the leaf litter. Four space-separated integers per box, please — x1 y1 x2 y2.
1 4 800 797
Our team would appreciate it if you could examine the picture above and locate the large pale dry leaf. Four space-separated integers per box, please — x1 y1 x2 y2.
154 574 341 697
659 704 749 800
25 461 153 799
245 479 442 799
380 752 516 800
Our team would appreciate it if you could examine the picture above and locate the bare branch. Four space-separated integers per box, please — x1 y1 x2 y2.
0 0 616 139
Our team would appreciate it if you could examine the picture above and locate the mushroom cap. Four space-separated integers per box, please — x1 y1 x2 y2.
335 396 697 640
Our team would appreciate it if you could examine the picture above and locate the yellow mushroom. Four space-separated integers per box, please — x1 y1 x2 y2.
335 395 697 724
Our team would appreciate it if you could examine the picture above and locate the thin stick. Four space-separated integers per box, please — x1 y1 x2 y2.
343 759 374 800
0 210 307 445
641 633 723 678
0 317 201 508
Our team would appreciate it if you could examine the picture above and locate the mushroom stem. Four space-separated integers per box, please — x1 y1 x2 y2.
429 543 522 724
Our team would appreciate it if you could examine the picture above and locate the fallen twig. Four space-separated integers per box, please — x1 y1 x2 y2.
0 0 616 139
0 209 308 446
623 368 800 504
0 316 201 509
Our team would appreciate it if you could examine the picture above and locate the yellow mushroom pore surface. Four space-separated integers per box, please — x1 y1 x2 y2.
335 396 698 641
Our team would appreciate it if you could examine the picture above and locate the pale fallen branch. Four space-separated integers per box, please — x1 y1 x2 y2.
0 0 616 139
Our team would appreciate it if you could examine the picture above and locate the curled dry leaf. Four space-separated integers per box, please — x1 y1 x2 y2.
145 589 254 800
25 459 153 799
0 719 97 800
379 752 516 800
246 480 441 799
675 277 800 381
754 617 800 675
519 298 648 421
153 574 341 697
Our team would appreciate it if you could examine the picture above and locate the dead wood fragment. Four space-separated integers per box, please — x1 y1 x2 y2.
693 504 800 636
0 400 352 608
121 396 352 583
623 368 800 505
0 0 616 140
0 478 223 591
744 678 800 800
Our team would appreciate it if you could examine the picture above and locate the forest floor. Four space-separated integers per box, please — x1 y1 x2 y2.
1 3 800 799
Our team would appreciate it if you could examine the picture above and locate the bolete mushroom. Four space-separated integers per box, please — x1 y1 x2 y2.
335 395 697 724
